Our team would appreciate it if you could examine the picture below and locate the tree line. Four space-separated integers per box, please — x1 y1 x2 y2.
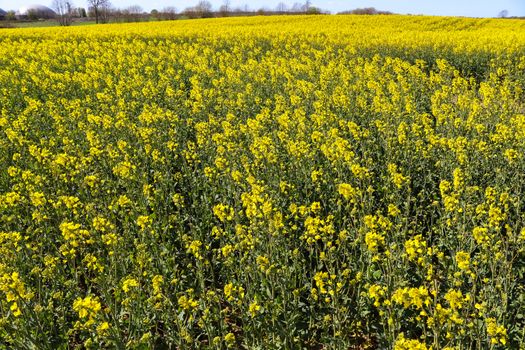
0 1 400 27
45 0 329 26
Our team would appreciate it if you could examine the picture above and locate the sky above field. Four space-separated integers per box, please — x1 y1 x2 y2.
1 0 524 17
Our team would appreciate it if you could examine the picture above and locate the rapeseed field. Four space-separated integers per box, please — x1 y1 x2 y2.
1 15 525 349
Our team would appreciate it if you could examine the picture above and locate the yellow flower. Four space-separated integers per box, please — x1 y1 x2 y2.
224 332 236 347
213 203 234 222
96 322 110 334
122 278 139 293
117 195 131 207
186 240 203 259
444 289 463 310
10 301 21 317
473 226 489 245
486 318 507 345
455 251 470 271
404 235 427 262
453 167 464 191
368 284 387 307
387 204 401 217
388 163 409 188
488 205 506 228
178 295 199 311
84 175 98 188
224 283 234 301
73 295 101 320
314 271 331 295
365 231 384 253
136 215 152 230
338 183 359 202
249 301 261 317
112 161 135 179
29 192 46 207
256 255 270 272
311 169 324 182
152 275 163 295
394 334 428 350
391 286 430 309
503 148 518 163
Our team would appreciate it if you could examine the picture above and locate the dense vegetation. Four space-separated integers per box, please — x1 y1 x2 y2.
1 15 525 349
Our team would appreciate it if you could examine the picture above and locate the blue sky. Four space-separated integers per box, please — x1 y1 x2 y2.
1 0 524 17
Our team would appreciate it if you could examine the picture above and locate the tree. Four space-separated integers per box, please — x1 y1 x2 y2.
498 9 508 18
161 7 177 20
87 0 111 23
99 2 113 23
256 7 268 15
307 6 322 14
304 0 311 13
184 1 212 19
276 2 287 13
291 3 303 13
195 1 213 17
75 7 87 17
53 0 74 26
5 10 16 21
124 5 143 22
338 7 392 15
150 9 158 18
219 0 231 16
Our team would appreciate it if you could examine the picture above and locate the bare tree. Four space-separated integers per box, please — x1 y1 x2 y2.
161 6 177 20
337 7 392 15
291 2 303 12
183 6 196 18
124 5 143 22
53 0 74 26
99 2 113 23
498 9 508 18
185 1 213 18
276 2 288 13
87 0 111 23
195 1 213 17
75 7 87 17
219 0 231 16
304 0 311 12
